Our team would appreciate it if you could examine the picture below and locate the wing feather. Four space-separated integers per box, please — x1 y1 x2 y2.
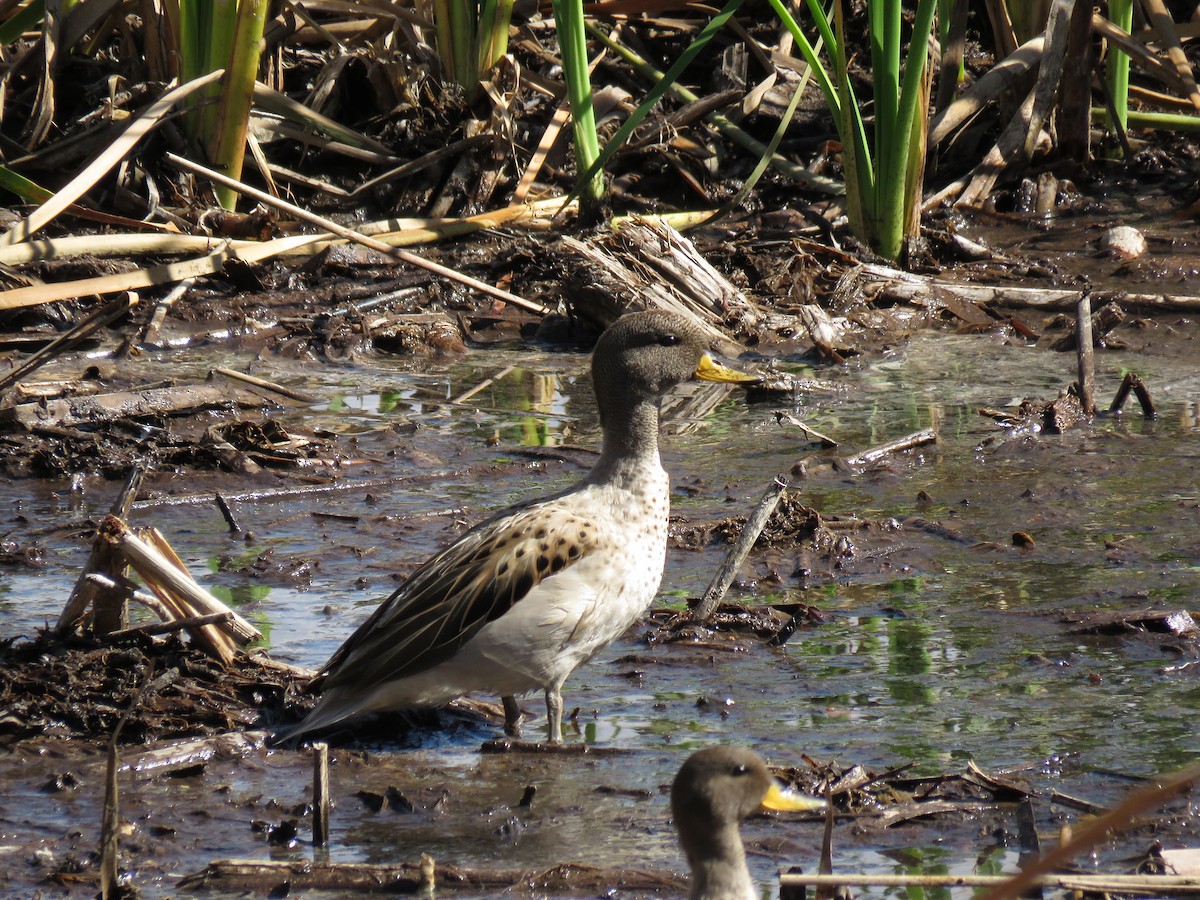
315 501 599 694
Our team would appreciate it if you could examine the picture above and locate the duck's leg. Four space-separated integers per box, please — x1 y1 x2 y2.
544 686 563 744
502 695 523 737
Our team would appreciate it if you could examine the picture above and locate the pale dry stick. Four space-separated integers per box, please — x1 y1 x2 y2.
954 0 1076 207
0 292 139 391
0 236 326 312
513 102 572 204
844 429 938 467
133 477 453 508
694 476 789 622
164 152 552 316
312 743 331 847
977 761 1200 900
0 199 569 267
1091 13 1186 95
100 515 261 645
84 572 174 622
119 730 272 776
0 71 225 247
781 873 1200 894
452 365 516 404
125 579 238 667
99 727 121 900
928 35 1044 146
1139 0 1200 114
0 233 293 266
109 611 234 639
776 412 838 447
1076 294 1096 417
57 465 146 636
213 365 318 403
141 277 195 347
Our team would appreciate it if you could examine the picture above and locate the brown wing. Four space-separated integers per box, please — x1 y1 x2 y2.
315 502 598 694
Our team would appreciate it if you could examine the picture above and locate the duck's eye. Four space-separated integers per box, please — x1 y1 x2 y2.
657 334 681 347
731 764 749 776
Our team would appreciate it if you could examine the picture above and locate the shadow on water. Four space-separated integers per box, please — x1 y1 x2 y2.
0 314 1198 895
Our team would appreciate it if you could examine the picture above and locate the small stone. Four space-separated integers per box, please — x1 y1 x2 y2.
1099 225 1147 260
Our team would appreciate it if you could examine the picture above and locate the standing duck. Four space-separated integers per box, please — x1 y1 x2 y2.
672 746 826 900
284 310 757 743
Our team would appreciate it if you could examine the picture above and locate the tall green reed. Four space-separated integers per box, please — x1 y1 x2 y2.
432 0 514 103
770 0 938 262
164 0 268 210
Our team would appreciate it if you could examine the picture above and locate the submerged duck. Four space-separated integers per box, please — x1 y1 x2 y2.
671 746 826 900
284 310 756 743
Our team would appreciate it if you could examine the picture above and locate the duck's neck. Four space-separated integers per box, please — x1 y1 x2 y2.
590 399 662 485
683 824 755 900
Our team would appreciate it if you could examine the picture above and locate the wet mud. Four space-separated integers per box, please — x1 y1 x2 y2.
2 194 1200 896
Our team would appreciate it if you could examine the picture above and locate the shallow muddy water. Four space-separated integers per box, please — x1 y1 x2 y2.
1 310 1198 897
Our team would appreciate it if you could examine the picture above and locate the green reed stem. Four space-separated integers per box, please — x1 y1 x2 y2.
552 0 602 206
1106 0 1133 136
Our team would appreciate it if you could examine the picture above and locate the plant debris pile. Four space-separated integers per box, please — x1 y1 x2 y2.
0 631 301 748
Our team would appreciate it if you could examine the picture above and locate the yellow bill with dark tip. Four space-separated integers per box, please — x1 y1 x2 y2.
694 353 760 384
761 781 827 813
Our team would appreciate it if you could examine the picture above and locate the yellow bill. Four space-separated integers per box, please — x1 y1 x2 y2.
694 353 760 384
761 780 827 813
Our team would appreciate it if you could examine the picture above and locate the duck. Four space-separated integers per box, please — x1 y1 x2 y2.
283 310 757 744
671 746 826 900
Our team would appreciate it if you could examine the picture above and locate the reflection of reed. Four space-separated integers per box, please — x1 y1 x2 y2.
660 382 738 435
520 373 561 446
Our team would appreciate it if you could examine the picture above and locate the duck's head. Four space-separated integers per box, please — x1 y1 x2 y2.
671 746 826 860
591 311 758 413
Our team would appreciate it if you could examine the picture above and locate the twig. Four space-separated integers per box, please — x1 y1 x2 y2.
101 660 163 899
164 153 551 316
180 858 682 893
857 260 1200 312
212 365 317 403
140 277 195 347
108 611 234 639
1110 372 1156 418
1075 294 1096 417
57 465 148 633
85 572 174 622
312 743 330 847
214 492 242 533
781 873 1200 894
100 720 123 899
98 515 261 646
844 429 938 467
694 476 789 622
775 412 838 447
